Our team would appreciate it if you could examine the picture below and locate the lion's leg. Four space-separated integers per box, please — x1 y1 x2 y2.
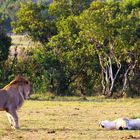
6 113 13 127
6 112 17 129
7 110 19 129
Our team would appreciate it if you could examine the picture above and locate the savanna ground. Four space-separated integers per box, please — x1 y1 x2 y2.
4 36 140 139
0 97 140 140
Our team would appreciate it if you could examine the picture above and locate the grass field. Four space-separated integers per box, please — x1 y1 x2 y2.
11 35 32 47
0 98 140 140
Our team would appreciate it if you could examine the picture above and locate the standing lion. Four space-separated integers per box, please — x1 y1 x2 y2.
0 76 32 129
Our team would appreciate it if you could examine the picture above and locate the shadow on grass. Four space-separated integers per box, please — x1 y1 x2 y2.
20 127 72 132
20 127 48 132
19 127 100 133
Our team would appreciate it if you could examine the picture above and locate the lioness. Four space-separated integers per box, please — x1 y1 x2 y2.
99 118 140 130
0 76 32 129
99 118 128 130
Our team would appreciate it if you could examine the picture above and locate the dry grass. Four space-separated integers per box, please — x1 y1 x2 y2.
5 35 140 139
10 35 35 57
11 35 32 47
0 98 140 140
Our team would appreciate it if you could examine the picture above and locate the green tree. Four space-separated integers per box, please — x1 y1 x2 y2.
46 15 99 95
12 0 57 44
120 0 140 96
0 18 11 62
49 0 92 18
0 17 11 83
79 0 140 97
10 46 49 93
13 0 98 95
0 0 22 32
12 0 140 97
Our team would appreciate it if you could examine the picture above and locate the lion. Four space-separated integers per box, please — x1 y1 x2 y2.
0 76 32 129
99 118 128 130
99 118 140 130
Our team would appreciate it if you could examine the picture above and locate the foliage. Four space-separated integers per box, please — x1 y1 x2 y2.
10 45 50 93
0 18 11 85
12 0 57 44
0 19 11 62
0 0 21 32
45 15 100 95
78 0 140 96
9 0 140 96
49 0 92 18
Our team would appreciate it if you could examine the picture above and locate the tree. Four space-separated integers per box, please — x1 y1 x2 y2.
119 0 140 96
12 0 57 44
49 0 93 18
13 0 98 95
0 0 22 32
12 0 140 96
0 17 11 82
46 15 99 95
79 0 140 97
0 17 11 62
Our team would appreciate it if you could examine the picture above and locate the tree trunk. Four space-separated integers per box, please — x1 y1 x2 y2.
99 54 121 97
5 46 18 80
108 56 121 97
119 63 135 97
57 79 70 96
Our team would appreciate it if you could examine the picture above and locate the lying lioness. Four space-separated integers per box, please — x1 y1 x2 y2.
0 76 32 129
99 118 140 130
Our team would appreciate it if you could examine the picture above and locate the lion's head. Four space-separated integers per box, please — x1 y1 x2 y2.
4 76 33 99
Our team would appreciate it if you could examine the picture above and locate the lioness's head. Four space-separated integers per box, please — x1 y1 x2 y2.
99 120 116 130
12 76 33 100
